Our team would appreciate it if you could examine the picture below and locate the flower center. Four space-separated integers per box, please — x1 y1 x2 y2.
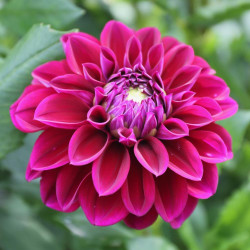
101 64 169 143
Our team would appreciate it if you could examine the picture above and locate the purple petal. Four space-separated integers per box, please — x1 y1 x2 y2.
87 105 110 129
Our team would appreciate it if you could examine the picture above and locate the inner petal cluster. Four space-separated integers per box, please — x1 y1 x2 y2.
100 64 168 142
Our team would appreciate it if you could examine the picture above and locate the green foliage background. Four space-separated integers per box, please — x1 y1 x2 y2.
0 0 249 249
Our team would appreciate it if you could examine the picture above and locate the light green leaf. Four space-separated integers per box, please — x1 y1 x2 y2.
0 195 63 250
205 184 250 250
0 24 75 159
126 236 178 250
191 0 250 28
0 0 84 35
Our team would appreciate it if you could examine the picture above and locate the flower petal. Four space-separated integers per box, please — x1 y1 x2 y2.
189 129 228 163
134 137 169 176
121 155 155 216
162 36 180 53
155 170 188 222
145 43 164 75
164 138 203 181
87 105 110 129
32 60 72 86
25 162 42 182
192 75 229 100
82 63 105 87
166 65 201 94
65 35 101 74
172 105 213 129
100 20 134 67
124 207 158 230
203 123 233 159
187 163 218 199
69 123 109 165
136 27 161 64
40 168 79 212
162 44 194 82
79 174 128 226
92 141 130 196
56 164 91 210
170 196 198 229
12 87 55 132
30 128 73 170
215 97 238 120
124 36 142 68
34 93 89 129
156 118 189 140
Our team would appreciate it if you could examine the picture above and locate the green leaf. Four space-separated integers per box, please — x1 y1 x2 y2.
190 0 250 28
0 0 84 36
126 236 178 250
0 195 63 250
0 24 75 159
205 184 250 250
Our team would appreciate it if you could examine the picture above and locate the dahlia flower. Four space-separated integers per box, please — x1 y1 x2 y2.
10 21 238 229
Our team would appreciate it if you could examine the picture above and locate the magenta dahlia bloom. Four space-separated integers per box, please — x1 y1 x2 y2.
10 21 238 229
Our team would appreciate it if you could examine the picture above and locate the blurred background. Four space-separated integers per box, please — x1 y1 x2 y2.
0 0 250 249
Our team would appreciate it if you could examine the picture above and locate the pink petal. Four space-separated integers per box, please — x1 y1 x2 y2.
136 27 161 64
170 196 198 229
194 97 222 118
12 87 55 132
82 63 105 87
124 207 158 230
40 168 79 212
203 123 233 159
134 137 169 177
166 65 201 94
162 36 180 53
87 105 110 129
155 170 188 222
172 91 195 110
124 36 142 68
215 97 238 120
25 162 42 182
100 47 119 80
30 128 73 170
162 44 194 82
34 93 89 129
79 174 128 226
121 155 155 216
61 32 100 51
92 141 130 196
164 138 203 181
192 75 229 100
189 129 228 163
141 112 157 137
192 56 215 75
156 118 189 140
50 74 94 106
56 164 91 210
32 60 72 86
172 105 213 129
187 162 218 199
69 123 109 165
65 35 101 74
100 20 134 67
145 43 164 75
